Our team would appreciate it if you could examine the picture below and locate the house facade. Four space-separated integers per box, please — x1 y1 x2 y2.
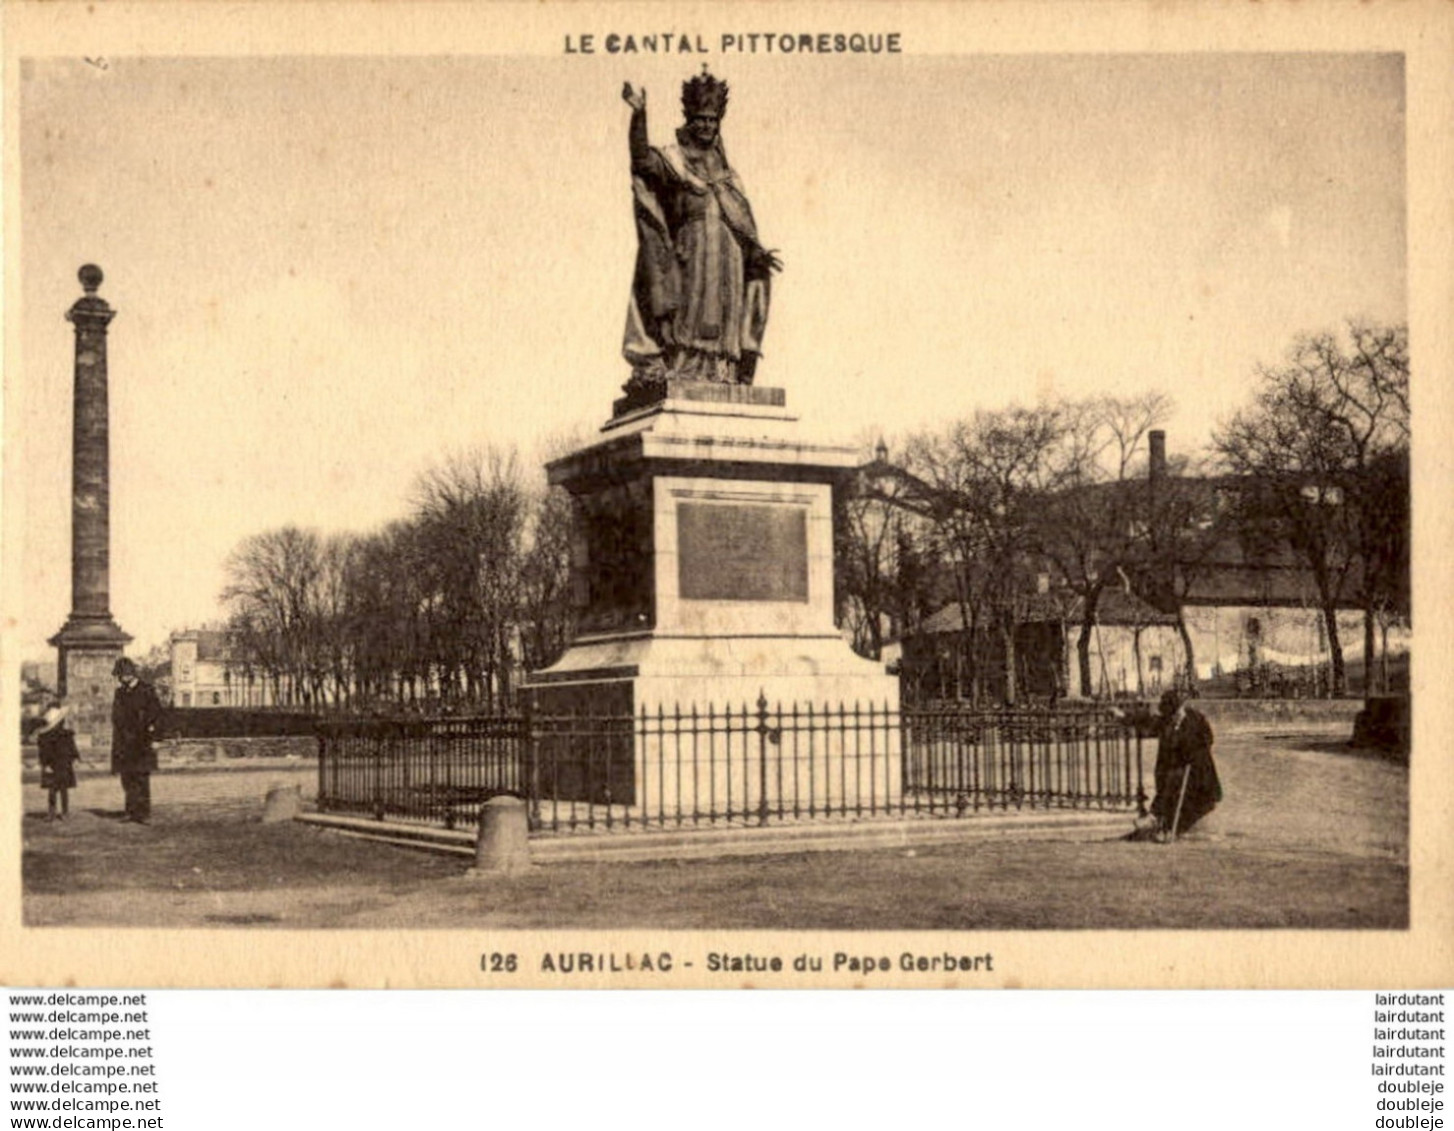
902 589 1184 703
892 430 1409 701
168 629 275 708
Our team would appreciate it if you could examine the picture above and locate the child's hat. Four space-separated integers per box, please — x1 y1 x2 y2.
36 704 70 735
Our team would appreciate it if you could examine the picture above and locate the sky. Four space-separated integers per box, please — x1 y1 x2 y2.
12 52 1406 660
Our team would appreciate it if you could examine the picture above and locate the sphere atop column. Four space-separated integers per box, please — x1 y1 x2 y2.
78 264 104 293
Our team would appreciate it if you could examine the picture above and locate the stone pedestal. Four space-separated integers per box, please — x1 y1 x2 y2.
526 383 900 818
262 781 303 823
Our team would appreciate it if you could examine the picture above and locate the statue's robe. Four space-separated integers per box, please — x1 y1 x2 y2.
624 109 771 383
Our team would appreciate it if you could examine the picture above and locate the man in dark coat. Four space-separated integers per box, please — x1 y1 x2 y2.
1120 689 1222 841
111 657 163 824
620 72 780 392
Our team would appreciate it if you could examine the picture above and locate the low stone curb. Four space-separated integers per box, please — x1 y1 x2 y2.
297 808 1133 865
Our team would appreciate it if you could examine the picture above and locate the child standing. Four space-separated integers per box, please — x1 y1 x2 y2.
35 703 81 821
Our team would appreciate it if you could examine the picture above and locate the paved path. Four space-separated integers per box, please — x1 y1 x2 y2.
1188 727 1407 862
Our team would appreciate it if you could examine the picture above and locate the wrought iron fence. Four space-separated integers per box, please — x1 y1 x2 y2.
316 715 530 829
315 698 1146 834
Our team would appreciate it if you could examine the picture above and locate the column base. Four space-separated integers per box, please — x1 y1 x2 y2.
50 617 132 752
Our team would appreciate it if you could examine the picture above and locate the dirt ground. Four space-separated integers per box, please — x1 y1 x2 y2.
20 725 1408 930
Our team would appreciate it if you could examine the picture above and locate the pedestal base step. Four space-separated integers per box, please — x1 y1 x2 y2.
297 808 1132 865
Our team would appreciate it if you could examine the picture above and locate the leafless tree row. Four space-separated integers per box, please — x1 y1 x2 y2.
220 447 574 711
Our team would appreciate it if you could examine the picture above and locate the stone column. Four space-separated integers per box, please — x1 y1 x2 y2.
49 264 132 751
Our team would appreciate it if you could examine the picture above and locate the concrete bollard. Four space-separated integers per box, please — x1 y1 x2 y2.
471 795 531 876
261 782 302 823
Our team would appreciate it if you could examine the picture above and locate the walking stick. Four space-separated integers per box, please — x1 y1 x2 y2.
1166 764 1192 843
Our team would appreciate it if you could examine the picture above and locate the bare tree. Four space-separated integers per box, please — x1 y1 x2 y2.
411 446 530 708
218 441 587 715
1033 393 1172 697
221 526 324 706
1213 323 1409 696
837 456 905 661
890 425 995 702
1128 450 1227 692
873 403 1079 703
310 533 362 707
959 405 1080 702
1362 445 1410 692
345 521 434 706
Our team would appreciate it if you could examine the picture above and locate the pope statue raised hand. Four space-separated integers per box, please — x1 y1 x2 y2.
621 71 781 393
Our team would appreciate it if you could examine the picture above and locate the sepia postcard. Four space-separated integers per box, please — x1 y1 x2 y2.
2 1 1451 989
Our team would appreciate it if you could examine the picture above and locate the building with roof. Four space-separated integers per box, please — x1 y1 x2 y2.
1175 552 1373 685
168 628 275 708
1139 431 1407 689
890 429 1408 701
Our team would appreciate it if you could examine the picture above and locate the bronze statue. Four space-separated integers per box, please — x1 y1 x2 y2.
621 71 781 394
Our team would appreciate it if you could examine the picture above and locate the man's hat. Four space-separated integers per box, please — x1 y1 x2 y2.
682 70 729 118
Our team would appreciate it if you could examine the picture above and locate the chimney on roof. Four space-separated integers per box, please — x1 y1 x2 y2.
1149 430 1167 484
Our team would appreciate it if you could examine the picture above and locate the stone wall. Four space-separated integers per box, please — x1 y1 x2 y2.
1192 698 1363 730
155 736 316 765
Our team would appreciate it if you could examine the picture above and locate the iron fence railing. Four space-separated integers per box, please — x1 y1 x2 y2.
316 698 1146 835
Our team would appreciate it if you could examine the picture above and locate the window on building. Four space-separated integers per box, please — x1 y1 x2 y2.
181 692 192 707
212 692 221 706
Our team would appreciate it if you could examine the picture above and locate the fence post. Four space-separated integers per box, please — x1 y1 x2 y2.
523 697 541 832
756 691 770 827
315 726 326 813
470 796 531 876
262 781 302 823
897 707 909 817
371 724 386 822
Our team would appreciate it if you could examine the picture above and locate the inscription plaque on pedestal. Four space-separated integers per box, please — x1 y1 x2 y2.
677 502 808 602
